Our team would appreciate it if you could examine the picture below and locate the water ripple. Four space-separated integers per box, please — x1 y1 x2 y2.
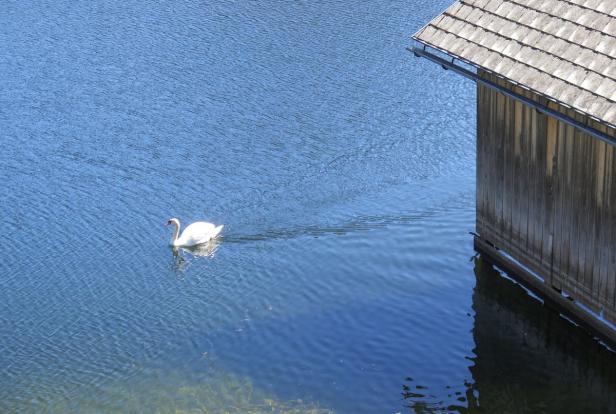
1 0 615 413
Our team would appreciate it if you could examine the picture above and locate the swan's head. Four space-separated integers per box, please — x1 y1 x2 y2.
166 218 180 227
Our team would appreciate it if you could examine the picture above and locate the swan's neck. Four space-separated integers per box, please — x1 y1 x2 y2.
171 222 181 246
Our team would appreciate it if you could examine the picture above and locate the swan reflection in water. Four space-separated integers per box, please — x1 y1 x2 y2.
171 239 222 272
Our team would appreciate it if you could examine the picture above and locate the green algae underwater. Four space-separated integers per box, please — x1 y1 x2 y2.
41 371 333 414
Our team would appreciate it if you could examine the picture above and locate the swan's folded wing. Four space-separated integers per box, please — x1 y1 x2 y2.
180 222 220 246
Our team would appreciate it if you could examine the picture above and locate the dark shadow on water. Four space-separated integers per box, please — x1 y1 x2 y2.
402 256 616 414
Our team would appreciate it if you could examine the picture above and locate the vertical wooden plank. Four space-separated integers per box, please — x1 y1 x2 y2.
564 119 576 293
581 115 596 308
555 118 566 290
535 106 549 277
602 132 612 314
512 94 519 246
486 82 495 239
554 106 574 296
578 121 590 300
559 116 573 292
528 105 540 267
544 106 557 285
487 82 494 234
522 99 532 253
490 81 498 240
550 116 566 291
512 97 523 247
593 137 606 308
598 134 611 309
476 81 485 236
481 82 489 236
520 96 531 255
566 119 580 298
501 91 511 246
495 86 505 238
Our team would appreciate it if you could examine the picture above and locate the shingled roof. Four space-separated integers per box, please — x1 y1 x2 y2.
412 0 616 127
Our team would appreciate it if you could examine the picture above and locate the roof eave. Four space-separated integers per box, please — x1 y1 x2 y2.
409 43 616 144
410 39 616 132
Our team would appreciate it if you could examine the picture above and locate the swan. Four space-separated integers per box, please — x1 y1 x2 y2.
166 217 224 247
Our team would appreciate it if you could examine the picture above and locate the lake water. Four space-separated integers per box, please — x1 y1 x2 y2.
2 1 616 413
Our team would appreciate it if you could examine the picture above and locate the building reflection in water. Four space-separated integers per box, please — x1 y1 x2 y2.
402 256 616 413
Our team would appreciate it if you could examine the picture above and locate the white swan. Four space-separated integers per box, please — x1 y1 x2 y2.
166 217 224 247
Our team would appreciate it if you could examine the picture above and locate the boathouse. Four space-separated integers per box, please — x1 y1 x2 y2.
411 0 616 344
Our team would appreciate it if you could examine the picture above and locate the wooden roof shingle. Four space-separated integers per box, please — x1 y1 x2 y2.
413 0 616 126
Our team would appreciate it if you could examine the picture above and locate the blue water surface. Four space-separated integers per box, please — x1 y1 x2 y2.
2 1 616 413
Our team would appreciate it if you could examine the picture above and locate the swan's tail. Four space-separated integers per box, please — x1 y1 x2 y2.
213 224 224 238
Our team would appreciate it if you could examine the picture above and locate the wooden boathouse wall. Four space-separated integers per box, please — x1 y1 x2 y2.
476 69 616 328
